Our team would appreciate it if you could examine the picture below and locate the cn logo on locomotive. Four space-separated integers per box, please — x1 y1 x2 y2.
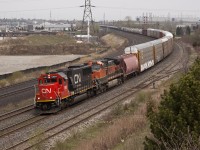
74 74 81 84
41 88 52 94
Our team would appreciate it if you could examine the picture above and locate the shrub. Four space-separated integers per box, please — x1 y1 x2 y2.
145 58 200 149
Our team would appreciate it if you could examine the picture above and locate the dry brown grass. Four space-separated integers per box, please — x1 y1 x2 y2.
0 98 33 114
0 79 9 87
53 41 199 150
53 73 185 150
0 70 43 88
53 91 153 150
73 101 149 150
101 33 128 49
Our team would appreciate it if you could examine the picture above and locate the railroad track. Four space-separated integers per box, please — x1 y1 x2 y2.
0 30 188 150
0 115 44 138
0 79 37 108
3 41 187 150
141 41 185 84
0 27 153 109
0 86 35 99
0 105 33 122
5 74 167 150
0 79 36 96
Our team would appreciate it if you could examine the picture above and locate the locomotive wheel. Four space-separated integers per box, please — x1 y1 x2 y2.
117 78 123 85
61 101 67 109
121 76 125 83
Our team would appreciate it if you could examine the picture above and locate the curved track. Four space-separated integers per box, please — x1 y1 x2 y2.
0 105 33 122
0 39 188 150
0 30 154 109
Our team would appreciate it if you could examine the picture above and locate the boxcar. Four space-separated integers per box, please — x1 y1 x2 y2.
161 37 170 58
147 29 154 37
151 39 164 64
136 42 155 72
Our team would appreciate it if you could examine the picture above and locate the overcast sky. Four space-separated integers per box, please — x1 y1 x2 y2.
0 0 199 20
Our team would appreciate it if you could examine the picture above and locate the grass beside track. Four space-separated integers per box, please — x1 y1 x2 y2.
1 35 75 46
52 72 183 150
0 98 33 114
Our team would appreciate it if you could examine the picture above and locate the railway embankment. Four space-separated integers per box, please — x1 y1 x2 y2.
52 41 199 150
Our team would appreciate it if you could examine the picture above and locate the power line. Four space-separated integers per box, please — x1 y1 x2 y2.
0 5 199 14
0 6 79 13
95 6 200 13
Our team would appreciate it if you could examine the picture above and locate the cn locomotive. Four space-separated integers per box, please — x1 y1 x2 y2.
34 26 174 113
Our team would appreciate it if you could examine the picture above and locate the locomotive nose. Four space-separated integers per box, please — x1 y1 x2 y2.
38 83 58 101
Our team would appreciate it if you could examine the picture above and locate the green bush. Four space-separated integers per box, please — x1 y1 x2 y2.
145 58 200 149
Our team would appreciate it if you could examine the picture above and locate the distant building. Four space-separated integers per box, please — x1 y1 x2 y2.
0 25 7 32
74 35 98 43
34 22 76 32
27 25 34 31
137 15 200 23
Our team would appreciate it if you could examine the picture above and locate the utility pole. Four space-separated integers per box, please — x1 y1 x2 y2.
50 10 52 22
80 0 95 34
103 12 106 25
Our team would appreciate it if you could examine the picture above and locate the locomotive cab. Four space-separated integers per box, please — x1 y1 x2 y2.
35 72 69 111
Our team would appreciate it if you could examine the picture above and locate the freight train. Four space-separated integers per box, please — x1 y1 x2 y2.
34 26 174 113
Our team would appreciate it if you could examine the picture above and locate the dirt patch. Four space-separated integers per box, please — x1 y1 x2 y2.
1 44 95 55
101 33 128 49
0 33 128 56
0 35 96 55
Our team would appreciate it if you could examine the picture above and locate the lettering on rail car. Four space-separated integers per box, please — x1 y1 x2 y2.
141 60 154 72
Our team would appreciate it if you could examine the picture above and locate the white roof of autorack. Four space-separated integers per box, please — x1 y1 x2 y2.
124 42 153 54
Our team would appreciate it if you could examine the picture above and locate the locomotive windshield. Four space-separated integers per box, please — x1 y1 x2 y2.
39 76 58 84
92 64 101 71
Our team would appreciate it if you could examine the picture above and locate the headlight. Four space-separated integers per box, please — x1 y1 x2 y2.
38 97 40 100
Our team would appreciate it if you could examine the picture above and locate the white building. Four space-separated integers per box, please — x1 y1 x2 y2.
34 22 76 32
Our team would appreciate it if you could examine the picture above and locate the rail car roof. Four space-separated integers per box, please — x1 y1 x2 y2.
147 28 155 31
150 39 163 45
125 42 153 54
166 33 173 38
134 42 153 49
124 46 138 53
161 37 168 42
147 28 173 38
